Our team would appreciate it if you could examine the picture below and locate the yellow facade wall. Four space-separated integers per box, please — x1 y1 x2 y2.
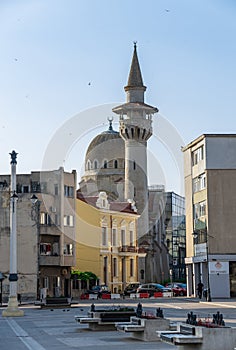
74 197 140 292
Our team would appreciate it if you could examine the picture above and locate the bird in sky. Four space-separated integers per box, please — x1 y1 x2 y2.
165 9 170 12
88 82 91 86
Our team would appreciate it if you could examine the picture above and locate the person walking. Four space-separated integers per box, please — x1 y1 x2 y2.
197 281 204 299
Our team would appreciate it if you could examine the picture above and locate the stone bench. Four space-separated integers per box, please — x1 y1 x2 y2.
75 308 136 331
116 316 172 341
40 297 71 308
157 323 236 350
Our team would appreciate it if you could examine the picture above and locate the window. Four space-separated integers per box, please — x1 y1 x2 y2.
103 160 108 169
114 160 118 169
193 173 206 193
87 160 91 170
64 215 74 226
194 201 206 220
40 243 51 255
64 243 73 255
22 185 29 193
102 227 107 246
192 146 204 166
112 228 117 246
64 185 74 198
40 213 51 225
94 160 98 169
133 161 136 170
54 214 59 226
113 257 117 277
52 242 59 256
130 259 134 277
121 229 126 246
54 184 59 195
129 231 134 246
31 181 40 193
43 277 49 289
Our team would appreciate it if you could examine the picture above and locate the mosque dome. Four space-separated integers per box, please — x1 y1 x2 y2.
84 118 125 172
79 118 125 200
86 123 121 156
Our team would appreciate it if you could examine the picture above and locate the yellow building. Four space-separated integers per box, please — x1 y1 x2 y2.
75 191 144 293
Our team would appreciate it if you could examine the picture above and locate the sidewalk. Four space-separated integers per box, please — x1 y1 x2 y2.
0 305 173 350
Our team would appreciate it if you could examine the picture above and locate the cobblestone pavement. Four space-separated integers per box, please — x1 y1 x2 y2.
1 298 236 350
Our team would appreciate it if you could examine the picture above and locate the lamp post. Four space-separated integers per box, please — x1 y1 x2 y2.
2 151 24 317
30 194 41 300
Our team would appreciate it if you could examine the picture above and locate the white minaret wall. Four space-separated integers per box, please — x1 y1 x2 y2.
113 43 158 240
125 139 148 202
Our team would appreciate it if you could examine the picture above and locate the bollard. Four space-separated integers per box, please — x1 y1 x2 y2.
186 311 197 325
213 311 225 326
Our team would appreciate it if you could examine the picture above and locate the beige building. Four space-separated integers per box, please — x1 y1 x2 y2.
182 134 236 298
0 167 76 301
74 191 143 295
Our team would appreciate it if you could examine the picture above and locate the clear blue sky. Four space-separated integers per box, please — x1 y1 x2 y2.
1 0 236 195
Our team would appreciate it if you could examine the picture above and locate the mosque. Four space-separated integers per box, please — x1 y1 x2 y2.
76 43 169 288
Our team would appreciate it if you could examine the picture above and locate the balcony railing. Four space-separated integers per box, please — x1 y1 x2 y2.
118 245 137 253
39 255 60 266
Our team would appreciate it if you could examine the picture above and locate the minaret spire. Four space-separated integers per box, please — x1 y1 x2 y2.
124 42 146 103
125 42 145 89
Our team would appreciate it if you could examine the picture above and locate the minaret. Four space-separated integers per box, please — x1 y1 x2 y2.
113 43 158 240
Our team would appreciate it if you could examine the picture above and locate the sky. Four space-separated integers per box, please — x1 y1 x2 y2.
1 0 236 196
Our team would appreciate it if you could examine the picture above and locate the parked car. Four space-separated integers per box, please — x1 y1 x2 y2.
124 283 140 296
87 285 111 298
165 282 187 296
137 283 171 297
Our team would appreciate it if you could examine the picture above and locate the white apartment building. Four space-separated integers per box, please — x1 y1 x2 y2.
183 134 236 298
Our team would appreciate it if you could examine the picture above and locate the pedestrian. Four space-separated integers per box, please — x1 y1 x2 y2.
197 281 204 299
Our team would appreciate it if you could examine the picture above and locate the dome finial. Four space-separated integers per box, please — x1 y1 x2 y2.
107 117 113 131
133 41 137 49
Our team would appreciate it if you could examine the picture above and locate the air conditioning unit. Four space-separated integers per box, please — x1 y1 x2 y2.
61 268 68 275
50 206 57 213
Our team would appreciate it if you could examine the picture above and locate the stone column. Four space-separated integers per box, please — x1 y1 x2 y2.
2 151 24 317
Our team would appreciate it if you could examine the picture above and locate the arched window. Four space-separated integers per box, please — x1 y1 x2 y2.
94 160 98 169
104 160 108 169
114 160 118 169
87 160 91 170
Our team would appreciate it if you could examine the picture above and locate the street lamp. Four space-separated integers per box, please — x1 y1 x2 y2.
2 151 24 317
30 194 41 300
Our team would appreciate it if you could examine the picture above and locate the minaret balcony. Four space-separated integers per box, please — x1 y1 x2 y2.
120 123 152 142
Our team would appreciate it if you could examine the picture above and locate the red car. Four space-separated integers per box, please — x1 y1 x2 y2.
165 283 187 296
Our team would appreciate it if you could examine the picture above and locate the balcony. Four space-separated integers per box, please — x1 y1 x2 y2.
39 255 60 266
119 245 137 253
118 245 142 256
39 225 61 236
63 255 74 267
